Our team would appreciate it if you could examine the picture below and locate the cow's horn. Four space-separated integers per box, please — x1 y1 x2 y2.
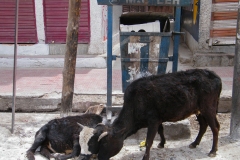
96 123 105 127
98 132 108 142
77 123 85 129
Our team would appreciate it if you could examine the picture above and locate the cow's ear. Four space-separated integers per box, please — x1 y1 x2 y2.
93 123 107 134
114 128 126 135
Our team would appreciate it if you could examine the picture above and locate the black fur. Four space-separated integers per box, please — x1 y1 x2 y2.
26 113 103 160
80 69 222 160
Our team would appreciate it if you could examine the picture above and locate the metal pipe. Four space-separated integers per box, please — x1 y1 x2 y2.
230 3 240 139
12 0 19 134
106 5 113 120
172 6 181 72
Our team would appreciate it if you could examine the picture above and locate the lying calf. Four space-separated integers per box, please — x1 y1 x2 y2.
26 113 103 160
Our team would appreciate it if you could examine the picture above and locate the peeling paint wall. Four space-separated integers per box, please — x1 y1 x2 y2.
89 2 122 55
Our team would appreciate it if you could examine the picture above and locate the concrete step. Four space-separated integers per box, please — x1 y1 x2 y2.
0 92 231 113
0 55 107 68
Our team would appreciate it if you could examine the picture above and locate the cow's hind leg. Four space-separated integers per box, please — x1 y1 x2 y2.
26 125 48 160
205 115 220 157
189 114 208 148
157 124 165 148
39 145 54 159
142 119 160 160
52 134 80 160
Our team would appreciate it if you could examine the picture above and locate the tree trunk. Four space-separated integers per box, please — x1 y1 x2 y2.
230 3 240 139
61 0 81 116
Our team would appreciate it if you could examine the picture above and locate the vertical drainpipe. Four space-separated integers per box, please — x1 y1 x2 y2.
172 6 181 72
106 5 113 120
12 0 19 134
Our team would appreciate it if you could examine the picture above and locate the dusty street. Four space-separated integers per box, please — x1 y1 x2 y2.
0 112 239 160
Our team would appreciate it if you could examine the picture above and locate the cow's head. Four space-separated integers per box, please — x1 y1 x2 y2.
78 123 125 160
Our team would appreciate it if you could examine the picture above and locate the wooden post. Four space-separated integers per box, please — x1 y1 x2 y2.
61 0 81 116
230 2 240 139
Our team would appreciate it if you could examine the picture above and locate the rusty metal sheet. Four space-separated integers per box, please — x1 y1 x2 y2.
97 0 191 6
43 0 90 44
0 0 37 43
210 1 238 45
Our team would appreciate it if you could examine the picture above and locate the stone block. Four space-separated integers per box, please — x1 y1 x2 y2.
193 53 234 67
219 93 232 113
128 119 191 141
49 44 89 55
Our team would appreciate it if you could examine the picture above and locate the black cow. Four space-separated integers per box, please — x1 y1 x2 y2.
26 113 103 160
77 69 222 160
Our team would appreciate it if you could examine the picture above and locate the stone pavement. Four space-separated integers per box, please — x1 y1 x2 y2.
1 112 239 160
0 42 234 113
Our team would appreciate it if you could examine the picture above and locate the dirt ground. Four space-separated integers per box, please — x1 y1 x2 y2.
0 112 239 160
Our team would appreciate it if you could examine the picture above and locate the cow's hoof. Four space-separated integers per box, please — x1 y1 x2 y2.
189 143 197 149
208 152 216 157
26 151 35 160
157 143 164 148
91 154 98 159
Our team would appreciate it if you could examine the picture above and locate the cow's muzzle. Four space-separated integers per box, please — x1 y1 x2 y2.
78 154 92 160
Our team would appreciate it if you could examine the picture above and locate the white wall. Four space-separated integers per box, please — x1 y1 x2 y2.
35 0 45 44
198 0 212 51
89 1 122 55
113 5 122 46
88 0 105 54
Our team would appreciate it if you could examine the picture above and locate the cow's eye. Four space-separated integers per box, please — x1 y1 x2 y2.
102 141 108 147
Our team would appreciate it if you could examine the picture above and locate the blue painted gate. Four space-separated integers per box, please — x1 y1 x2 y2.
120 32 171 91
96 0 192 119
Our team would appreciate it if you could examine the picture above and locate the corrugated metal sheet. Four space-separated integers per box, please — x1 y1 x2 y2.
148 6 174 14
210 0 238 45
122 6 146 12
0 0 38 43
122 5 174 15
43 0 90 44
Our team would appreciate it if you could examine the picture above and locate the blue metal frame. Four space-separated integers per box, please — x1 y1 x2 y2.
99 0 191 116
106 6 113 119
158 36 171 74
